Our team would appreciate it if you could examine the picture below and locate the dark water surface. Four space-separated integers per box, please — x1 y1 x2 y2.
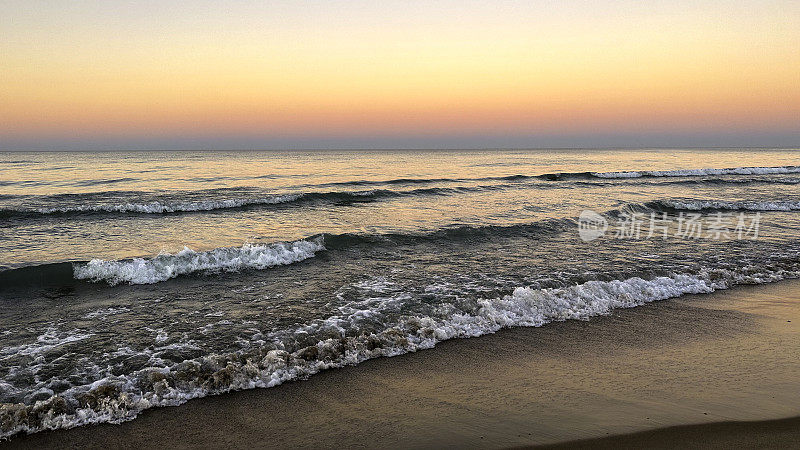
1 149 799 437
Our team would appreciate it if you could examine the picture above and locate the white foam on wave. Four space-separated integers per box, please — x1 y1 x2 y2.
592 166 800 178
73 238 325 285
663 200 800 211
8 266 799 439
37 194 302 214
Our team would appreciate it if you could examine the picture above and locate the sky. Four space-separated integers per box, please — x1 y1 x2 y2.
1 0 799 150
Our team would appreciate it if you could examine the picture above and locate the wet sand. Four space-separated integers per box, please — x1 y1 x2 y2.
533 416 800 449
6 280 800 449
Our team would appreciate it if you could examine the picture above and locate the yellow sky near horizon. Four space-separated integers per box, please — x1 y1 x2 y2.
1 1 799 148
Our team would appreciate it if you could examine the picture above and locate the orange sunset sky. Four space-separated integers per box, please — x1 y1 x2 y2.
1 1 799 150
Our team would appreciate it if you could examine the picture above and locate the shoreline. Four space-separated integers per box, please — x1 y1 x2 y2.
5 279 800 448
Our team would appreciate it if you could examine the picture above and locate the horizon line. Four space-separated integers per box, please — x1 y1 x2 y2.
2 145 799 153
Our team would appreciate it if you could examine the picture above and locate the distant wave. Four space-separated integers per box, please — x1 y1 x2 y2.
5 164 797 191
589 165 800 179
72 177 139 187
3 166 799 219
648 199 800 212
0 160 37 164
647 177 800 186
34 194 304 214
72 238 324 285
493 165 800 181
339 165 800 182
321 218 575 250
319 174 531 187
0 186 492 218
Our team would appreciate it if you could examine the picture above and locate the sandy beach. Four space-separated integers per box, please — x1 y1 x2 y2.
4 279 798 448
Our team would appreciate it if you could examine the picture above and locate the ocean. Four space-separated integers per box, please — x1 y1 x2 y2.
1 148 799 438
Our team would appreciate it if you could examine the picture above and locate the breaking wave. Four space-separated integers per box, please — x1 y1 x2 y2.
73 238 325 285
2 265 798 439
589 165 800 179
36 194 303 214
